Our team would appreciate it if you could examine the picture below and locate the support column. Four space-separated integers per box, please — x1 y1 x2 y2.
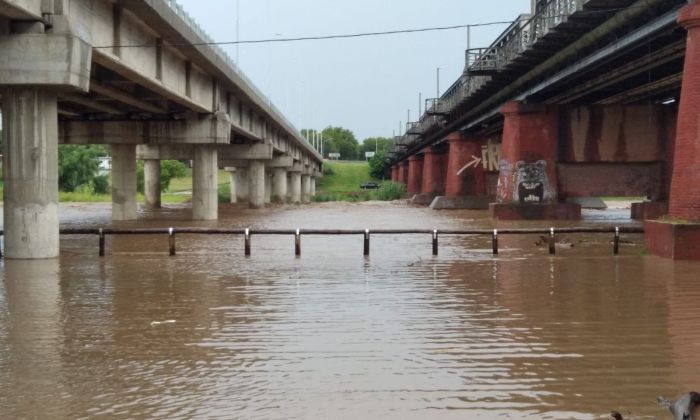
290 172 302 204
391 165 399 182
490 101 580 220
397 161 407 184
407 156 424 195
301 174 311 203
311 177 317 197
226 167 237 204
273 168 288 203
248 160 265 209
112 144 138 221
236 168 249 202
420 147 447 196
2 88 59 259
445 132 485 197
143 159 161 209
192 146 218 220
264 172 272 204
646 1 700 259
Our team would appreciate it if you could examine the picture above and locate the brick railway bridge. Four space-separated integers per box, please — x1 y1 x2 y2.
0 0 322 259
386 0 700 259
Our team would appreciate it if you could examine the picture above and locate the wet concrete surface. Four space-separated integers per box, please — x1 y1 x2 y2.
0 201 698 419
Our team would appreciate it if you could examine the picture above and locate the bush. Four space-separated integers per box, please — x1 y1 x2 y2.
137 160 189 193
91 175 110 195
371 182 406 201
368 151 387 179
217 182 231 203
322 165 334 176
58 145 107 192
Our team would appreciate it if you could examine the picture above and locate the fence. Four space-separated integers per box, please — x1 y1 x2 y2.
0 227 644 259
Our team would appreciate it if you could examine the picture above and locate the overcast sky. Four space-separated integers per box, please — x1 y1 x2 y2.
177 0 531 141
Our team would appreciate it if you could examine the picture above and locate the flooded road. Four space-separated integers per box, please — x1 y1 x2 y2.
1 202 699 419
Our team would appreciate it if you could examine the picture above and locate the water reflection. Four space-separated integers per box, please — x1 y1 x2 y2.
0 202 697 419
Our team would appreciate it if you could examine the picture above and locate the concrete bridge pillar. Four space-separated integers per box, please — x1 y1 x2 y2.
236 168 249 203
248 161 266 209
301 174 312 203
311 177 317 197
290 172 302 204
192 147 218 220
264 172 273 204
407 156 424 195
112 144 138 221
225 168 237 204
646 1 700 259
143 159 161 209
1 88 60 259
273 168 288 203
490 101 580 220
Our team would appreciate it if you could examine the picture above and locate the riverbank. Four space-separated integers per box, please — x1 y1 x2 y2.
315 161 404 202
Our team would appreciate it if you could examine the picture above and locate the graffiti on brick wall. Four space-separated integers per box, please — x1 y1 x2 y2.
513 160 552 204
481 140 501 172
456 140 502 175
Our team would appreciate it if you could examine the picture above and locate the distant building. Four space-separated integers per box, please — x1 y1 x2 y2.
98 156 111 175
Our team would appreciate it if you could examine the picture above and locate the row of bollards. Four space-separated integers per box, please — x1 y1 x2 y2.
0 226 637 259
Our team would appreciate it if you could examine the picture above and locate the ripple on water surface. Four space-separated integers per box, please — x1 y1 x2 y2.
0 202 698 419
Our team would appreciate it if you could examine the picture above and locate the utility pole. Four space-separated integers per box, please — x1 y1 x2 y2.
419 92 422 116
437 67 441 98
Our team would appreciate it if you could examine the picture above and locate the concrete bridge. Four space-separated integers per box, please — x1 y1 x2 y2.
0 0 322 259
386 0 700 259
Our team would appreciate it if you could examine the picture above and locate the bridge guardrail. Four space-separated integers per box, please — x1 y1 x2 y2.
163 0 313 148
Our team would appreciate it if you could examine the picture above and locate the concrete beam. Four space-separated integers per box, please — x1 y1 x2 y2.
59 112 232 145
89 81 168 114
0 0 43 20
0 33 91 92
218 155 293 169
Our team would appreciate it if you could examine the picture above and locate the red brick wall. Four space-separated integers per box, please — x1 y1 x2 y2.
421 148 447 195
669 2 700 220
444 132 486 197
497 102 559 203
558 162 665 199
407 156 424 194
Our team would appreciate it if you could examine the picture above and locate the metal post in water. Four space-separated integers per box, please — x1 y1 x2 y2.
99 229 105 257
168 228 176 256
614 227 620 255
432 229 438 256
364 229 370 256
549 227 556 255
492 229 499 255
295 229 301 256
245 228 251 256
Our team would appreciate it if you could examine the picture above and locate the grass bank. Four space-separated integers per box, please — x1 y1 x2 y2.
314 161 405 202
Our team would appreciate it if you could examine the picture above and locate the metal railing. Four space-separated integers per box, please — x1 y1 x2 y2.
0 227 644 258
390 0 591 156
163 0 311 147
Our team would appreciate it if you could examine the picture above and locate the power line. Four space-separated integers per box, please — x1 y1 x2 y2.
93 5 657 50
94 21 516 49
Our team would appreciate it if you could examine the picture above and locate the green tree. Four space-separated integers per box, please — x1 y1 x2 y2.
368 150 388 179
359 137 394 156
321 126 359 160
136 160 189 193
58 145 108 192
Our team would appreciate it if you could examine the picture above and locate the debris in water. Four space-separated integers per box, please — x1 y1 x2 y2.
150 320 176 326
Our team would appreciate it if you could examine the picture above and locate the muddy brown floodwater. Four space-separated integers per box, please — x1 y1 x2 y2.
1 201 699 419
